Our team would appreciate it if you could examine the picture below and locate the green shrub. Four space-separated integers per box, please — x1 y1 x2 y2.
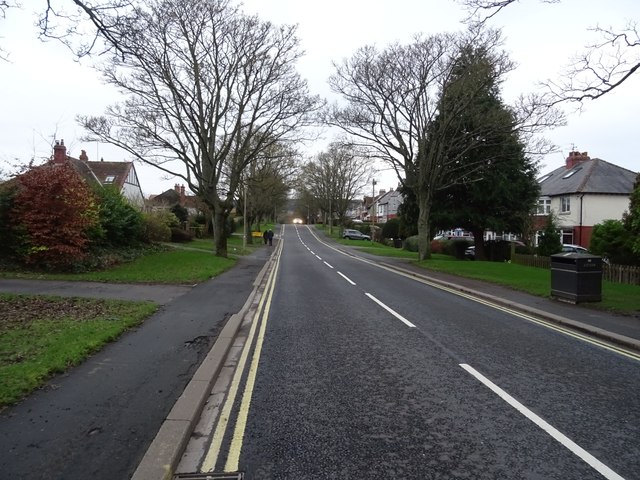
381 218 400 239
170 204 189 224
590 219 640 266
92 186 145 247
537 215 562 257
142 213 172 242
170 227 193 243
404 235 419 252
442 239 472 259
0 183 20 261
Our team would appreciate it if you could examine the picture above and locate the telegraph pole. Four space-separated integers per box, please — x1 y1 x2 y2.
371 179 377 241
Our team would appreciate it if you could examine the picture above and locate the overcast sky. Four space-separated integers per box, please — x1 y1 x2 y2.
1 0 638 195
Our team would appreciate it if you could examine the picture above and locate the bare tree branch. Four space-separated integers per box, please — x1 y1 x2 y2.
457 0 560 26
457 0 640 105
542 22 640 104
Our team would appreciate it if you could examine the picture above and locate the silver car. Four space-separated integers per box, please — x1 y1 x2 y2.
343 229 371 240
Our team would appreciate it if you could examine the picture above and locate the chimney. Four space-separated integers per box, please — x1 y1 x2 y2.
53 139 67 164
180 185 186 205
174 184 180 193
79 150 89 161
566 151 590 169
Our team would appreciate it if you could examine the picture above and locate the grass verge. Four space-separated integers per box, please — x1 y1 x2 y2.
0 293 157 407
0 249 236 284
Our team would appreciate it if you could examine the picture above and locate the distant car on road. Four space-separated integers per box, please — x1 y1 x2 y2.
343 229 371 240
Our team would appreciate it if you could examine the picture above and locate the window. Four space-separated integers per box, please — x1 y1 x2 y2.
562 167 581 179
538 174 552 183
560 196 570 213
536 198 551 215
105 175 116 183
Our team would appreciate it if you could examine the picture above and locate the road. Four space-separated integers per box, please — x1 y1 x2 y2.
177 224 640 479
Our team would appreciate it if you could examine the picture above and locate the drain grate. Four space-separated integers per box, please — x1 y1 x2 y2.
174 473 244 480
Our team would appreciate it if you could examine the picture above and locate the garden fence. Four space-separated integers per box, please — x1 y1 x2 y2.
511 253 640 286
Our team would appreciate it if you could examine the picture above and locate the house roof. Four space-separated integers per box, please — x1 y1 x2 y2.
539 157 637 197
51 140 136 191
86 161 133 190
147 184 203 211
376 189 402 205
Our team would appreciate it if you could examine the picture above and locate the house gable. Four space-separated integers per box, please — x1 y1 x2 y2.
539 152 636 197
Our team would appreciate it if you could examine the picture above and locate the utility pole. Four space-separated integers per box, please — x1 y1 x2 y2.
371 178 377 241
243 183 247 250
329 196 332 235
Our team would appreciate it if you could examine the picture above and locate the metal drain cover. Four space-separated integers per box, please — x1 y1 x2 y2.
174 473 244 480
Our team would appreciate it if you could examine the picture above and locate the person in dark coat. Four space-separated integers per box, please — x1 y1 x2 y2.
263 230 268 245
267 229 274 246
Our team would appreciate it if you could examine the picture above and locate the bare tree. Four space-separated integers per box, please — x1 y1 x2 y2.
80 0 322 256
301 142 371 233
240 142 299 243
458 0 640 104
327 28 560 260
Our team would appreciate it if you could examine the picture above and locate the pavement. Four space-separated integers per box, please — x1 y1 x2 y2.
1 238 639 480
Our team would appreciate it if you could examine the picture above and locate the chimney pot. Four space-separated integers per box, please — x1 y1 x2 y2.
53 139 67 164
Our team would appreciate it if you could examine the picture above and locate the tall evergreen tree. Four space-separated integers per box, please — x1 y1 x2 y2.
428 44 539 260
623 173 640 255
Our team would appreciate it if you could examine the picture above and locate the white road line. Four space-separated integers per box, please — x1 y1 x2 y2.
460 364 626 480
323 261 334 269
315 254 322 260
338 272 356 285
365 293 416 328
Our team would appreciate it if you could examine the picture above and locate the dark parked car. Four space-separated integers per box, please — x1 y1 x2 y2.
343 229 371 240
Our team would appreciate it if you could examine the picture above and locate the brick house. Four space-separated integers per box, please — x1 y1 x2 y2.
52 139 145 208
147 184 204 216
534 151 637 248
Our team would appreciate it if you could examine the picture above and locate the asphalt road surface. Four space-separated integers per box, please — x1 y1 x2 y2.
184 225 639 479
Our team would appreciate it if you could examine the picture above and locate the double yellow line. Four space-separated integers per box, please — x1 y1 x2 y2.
201 237 284 473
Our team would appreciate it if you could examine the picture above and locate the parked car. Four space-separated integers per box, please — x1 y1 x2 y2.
343 229 371 240
464 245 475 259
562 244 588 253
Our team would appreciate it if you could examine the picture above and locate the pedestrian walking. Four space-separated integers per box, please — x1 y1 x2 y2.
263 230 268 245
267 229 274 246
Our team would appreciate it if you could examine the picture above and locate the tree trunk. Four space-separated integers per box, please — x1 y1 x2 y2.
471 228 486 260
417 192 432 261
213 210 228 257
